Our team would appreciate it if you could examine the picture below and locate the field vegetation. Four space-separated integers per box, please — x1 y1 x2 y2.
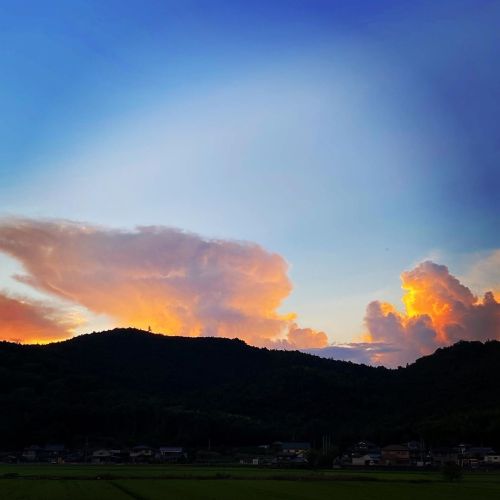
1 465 499 499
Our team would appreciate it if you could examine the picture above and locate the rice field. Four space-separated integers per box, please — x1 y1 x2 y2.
0 465 499 499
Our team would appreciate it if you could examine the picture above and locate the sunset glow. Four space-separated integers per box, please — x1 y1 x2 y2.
364 261 500 365
0 218 327 349
1 1 499 367
0 218 497 366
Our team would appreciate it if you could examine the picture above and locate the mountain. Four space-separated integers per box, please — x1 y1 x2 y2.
0 328 499 449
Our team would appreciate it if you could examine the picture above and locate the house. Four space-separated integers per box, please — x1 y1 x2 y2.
43 444 66 463
22 445 42 462
158 447 186 463
91 449 126 463
91 449 115 463
274 442 311 464
467 446 494 459
453 444 495 467
91 449 112 463
484 454 500 466
407 441 430 466
238 456 270 465
351 453 380 466
431 447 458 466
463 446 495 468
23 444 65 463
235 445 273 466
64 450 85 463
350 441 381 466
381 444 410 466
130 445 154 462
352 441 379 453
281 442 311 454
0 451 17 463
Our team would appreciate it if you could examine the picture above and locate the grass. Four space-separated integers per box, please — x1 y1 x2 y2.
0 465 499 499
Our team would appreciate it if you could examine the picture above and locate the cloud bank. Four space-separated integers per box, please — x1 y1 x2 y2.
363 261 500 365
0 218 497 366
0 218 327 348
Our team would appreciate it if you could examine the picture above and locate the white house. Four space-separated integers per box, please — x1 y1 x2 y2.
352 453 380 466
485 454 500 464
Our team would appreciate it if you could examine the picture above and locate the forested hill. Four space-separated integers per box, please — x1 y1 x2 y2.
0 328 499 449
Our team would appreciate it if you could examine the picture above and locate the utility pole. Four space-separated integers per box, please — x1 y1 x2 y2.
322 434 332 455
84 435 89 463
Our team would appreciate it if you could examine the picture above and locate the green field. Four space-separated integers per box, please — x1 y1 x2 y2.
0 465 499 499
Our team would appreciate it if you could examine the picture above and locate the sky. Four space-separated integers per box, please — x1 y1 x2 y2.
0 0 499 366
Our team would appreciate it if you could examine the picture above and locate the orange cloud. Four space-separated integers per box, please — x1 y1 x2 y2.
275 324 328 349
0 218 326 348
364 261 500 366
0 292 80 343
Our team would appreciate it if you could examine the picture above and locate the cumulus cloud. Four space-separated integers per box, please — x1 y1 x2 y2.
364 261 500 366
286 325 328 349
1 218 496 363
0 218 327 348
272 324 328 350
0 292 81 343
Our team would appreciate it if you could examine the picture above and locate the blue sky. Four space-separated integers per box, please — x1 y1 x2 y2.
1 0 499 344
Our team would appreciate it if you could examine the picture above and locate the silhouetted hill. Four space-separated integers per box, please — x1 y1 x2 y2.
0 329 499 449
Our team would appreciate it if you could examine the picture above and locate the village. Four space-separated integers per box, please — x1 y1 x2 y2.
1 441 499 470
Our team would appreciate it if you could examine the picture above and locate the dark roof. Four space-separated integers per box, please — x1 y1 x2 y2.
382 444 409 451
281 442 311 450
44 444 65 452
353 441 380 452
354 451 381 458
356 441 378 448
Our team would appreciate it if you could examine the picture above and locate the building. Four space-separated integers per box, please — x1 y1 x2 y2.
407 441 430 466
381 444 410 466
91 449 114 463
281 442 311 454
351 453 380 466
130 445 154 462
463 446 495 468
23 444 65 463
22 445 42 462
431 447 458 466
158 447 186 463
274 442 311 464
485 454 500 466
350 441 381 466
44 444 65 463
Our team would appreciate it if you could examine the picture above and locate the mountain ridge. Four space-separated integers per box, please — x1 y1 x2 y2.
0 328 499 450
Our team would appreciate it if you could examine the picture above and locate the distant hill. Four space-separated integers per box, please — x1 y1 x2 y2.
0 329 499 449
